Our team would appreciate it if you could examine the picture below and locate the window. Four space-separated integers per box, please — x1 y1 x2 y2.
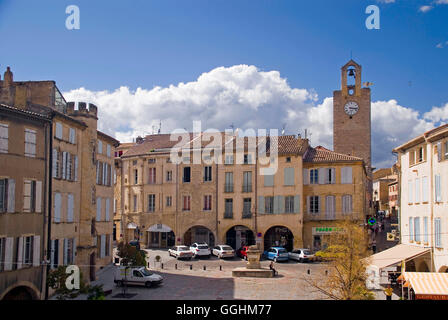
148 158 156 164
445 141 448 159
310 169 318 184
23 180 36 212
67 194 74 222
286 157 291 163
183 167 191 183
325 195 335 218
309 196 319 214
265 197 274 214
415 178 420 203
55 122 63 139
148 194 155 212
134 169 138 185
0 123 8 153
64 238 74 265
106 144 111 157
243 171 252 192
51 239 59 269
166 170 172 182
0 237 5 272
105 198 110 221
325 168 336 184
243 198 251 217
24 129 36 157
133 195 137 212
409 217 413 242
183 196 191 211
204 166 212 182
166 196 172 207
23 236 34 266
285 196 294 213
418 147 424 162
284 168 295 186
69 128 76 144
435 174 442 202
225 154 234 165
341 167 352 184
435 218 442 248
243 154 252 164
203 195 212 211
98 140 103 154
414 217 420 242
225 172 234 192
342 195 352 214
148 168 156 184
54 192 61 223
424 217 428 243
97 197 102 221
224 199 233 218
264 174 274 187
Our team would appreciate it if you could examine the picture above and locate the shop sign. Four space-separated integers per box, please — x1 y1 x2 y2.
312 227 343 235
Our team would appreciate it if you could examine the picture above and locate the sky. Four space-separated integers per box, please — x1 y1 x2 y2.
0 0 447 168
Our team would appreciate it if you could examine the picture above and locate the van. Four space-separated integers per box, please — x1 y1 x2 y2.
114 266 163 288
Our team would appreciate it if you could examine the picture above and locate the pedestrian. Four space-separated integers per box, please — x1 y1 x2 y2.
269 261 277 277
384 284 393 300
372 239 377 253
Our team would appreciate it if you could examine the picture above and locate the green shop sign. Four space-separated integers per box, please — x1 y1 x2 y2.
313 227 344 234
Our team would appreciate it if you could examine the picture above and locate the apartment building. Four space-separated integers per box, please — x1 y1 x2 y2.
0 103 51 300
393 124 448 273
372 168 397 215
118 133 368 252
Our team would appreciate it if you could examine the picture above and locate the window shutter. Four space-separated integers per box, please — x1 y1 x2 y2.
97 198 102 221
331 168 336 184
294 195 300 214
74 155 78 181
318 168 325 184
4 237 13 271
55 122 62 139
23 180 31 212
318 196 321 213
63 238 68 265
303 169 309 185
101 234 106 258
408 180 413 203
273 196 279 214
50 239 55 268
17 237 23 269
35 181 42 213
52 149 57 177
96 162 100 184
437 142 442 162
7 179 15 213
67 194 74 222
72 238 76 264
54 193 61 223
33 235 40 267
278 196 285 213
264 174 274 187
258 196 264 214
422 177 428 202
62 152 67 179
103 163 107 185
307 196 311 214
105 198 110 221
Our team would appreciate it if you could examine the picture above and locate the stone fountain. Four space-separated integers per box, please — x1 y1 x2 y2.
232 245 273 278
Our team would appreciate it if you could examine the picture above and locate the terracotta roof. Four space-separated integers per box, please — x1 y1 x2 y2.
122 133 194 158
0 103 52 121
97 130 120 146
303 145 363 163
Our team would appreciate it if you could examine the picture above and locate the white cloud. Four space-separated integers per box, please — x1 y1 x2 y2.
63 65 442 169
419 5 434 12
435 0 448 4
423 102 448 122
376 0 396 3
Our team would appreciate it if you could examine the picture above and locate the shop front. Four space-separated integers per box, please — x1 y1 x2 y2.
146 224 175 248
263 226 294 252
311 226 343 252
226 225 255 250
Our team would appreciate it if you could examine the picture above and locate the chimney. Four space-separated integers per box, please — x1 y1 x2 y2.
4 66 13 86
136 136 144 144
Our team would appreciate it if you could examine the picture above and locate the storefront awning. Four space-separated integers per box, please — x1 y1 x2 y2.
367 244 430 270
401 272 448 300
127 222 138 229
147 224 172 233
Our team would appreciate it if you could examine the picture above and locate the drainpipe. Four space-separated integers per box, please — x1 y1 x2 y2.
44 115 53 300
428 138 434 272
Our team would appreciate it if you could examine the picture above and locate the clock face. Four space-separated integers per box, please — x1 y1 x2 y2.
344 101 359 116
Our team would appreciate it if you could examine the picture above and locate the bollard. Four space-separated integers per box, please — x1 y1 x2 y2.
190 264 192 270
220 265 222 271
175 264 177 270
203 265 206 270
161 263 164 269
147 262 150 268
325 270 328 276
307 269 310 275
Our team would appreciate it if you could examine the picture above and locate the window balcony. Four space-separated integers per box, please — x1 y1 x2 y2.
242 211 252 219
242 184 252 193
224 184 234 193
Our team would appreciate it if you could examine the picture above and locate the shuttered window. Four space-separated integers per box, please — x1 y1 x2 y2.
69 128 76 144
265 197 274 214
303 169 309 185
0 123 8 153
325 195 335 218
204 166 212 182
96 197 102 221
98 140 103 154
183 196 190 211
67 194 74 222
264 174 274 187
148 194 155 212
435 174 442 202
100 234 106 258
55 122 63 139
310 169 318 184
422 176 429 202
106 144 111 157
284 168 295 186
105 198 110 221
341 167 353 184
424 217 428 243
285 196 294 213
148 168 156 184
342 195 353 214
409 217 413 242
408 180 413 203
54 192 61 223
308 196 320 214
415 178 420 203
24 129 36 157
435 218 442 248
23 180 36 212
414 217 420 242
203 195 212 210
0 237 5 271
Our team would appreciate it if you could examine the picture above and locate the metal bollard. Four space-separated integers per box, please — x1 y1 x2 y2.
325 270 328 275
190 264 192 270
175 264 177 270
161 263 164 269
220 265 222 271
307 269 310 275
203 265 206 270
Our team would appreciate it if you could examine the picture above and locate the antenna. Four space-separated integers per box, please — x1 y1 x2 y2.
230 123 234 131
281 123 286 136
158 120 162 134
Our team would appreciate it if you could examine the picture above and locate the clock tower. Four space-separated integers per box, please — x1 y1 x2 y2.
333 60 372 175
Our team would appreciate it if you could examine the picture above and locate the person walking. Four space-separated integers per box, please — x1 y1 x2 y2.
372 239 377 253
384 284 393 300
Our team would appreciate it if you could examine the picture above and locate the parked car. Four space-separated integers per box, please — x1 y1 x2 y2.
263 247 289 262
288 248 315 263
114 266 163 288
212 245 235 258
168 245 194 260
190 243 211 258
236 246 250 260
129 240 140 251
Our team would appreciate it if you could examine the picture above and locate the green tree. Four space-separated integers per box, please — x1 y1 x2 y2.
47 266 88 300
303 219 374 300
116 241 147 266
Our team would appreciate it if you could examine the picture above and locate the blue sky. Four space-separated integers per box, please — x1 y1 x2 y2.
0 0 447 167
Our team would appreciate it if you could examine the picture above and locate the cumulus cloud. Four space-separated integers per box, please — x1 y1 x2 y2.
63 65 443 168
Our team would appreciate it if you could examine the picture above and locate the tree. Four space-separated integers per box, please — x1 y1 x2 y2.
47 266 88 300
116 241 147 266
303 219 374 300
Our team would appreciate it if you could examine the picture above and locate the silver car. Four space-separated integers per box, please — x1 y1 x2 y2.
289 249 315 263
168 245 193 260
212 245 235 259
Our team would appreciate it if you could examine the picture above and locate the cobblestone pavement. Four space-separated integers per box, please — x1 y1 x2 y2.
94 249 330 300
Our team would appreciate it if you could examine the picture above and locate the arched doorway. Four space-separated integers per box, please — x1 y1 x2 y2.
417 261 429 272
2 286 36 300
226 226 255 250
438 266 448 273
406 260 416 272
264 226 294 252
183 226 215 247
146 224 175 248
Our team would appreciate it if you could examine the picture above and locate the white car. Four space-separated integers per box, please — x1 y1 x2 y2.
190 243 211 258
288 249 315 263
114 266 163 288
168 245 194 260
212 245 235 258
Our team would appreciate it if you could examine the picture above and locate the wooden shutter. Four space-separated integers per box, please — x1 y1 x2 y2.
294 195 300 214
67 194 74 222
96 162 100 184
437 142 442 162
307 196 311 214
97 198 102 221
318 168 325 184
346 167 352 183
33 235 40 267
7 179 15 213
52 149 57 177
422 177 428 202
331 168 336 184
258 196 264 214
23 180 31 212
35 181 42 213
62 152 67 180
54 193 61 223
278 196 284 213
101 234 106 258
74 155 78 181
303 169 309 185
4 237 13 271
50 239 55 268
105 198 110 221
63 238 68 265
17 237 23 269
